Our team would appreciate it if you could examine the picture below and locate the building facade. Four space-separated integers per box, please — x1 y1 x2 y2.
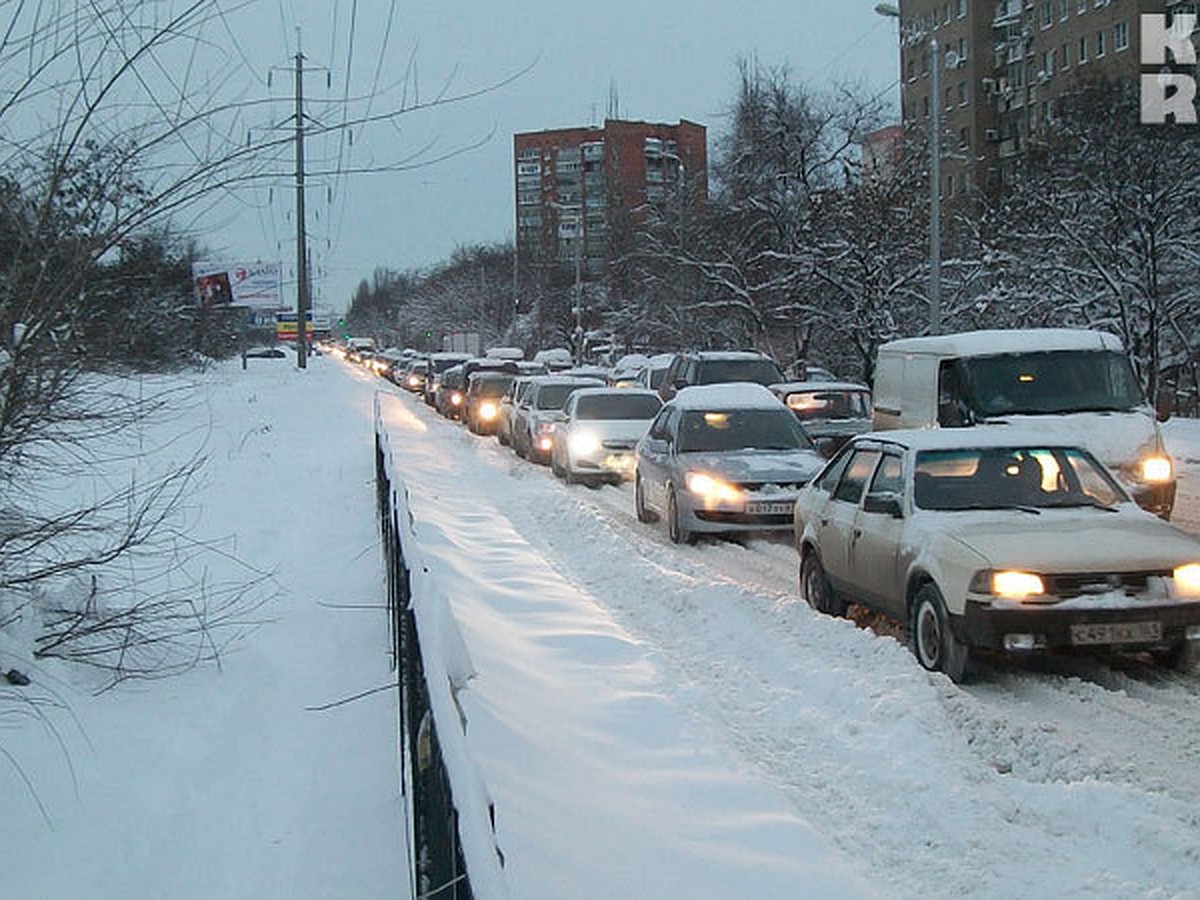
513 119 707 279
895 0 1182 195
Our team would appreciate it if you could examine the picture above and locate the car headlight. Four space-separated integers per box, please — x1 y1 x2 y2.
451 392 463 406
570 431 602 456
1141 455 1173 483
1174 564 1200 597
684 472 744 504
407 375 421 387
479 401 498 420
970 569 1046 600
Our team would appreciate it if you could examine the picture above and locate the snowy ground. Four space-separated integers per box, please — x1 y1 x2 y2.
1 356 407 899
3 356 1199 899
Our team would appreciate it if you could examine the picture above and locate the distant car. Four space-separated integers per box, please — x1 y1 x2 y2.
497 377 537 446
658 350 786 402
397 359 429 392
511 377 600 464
464 372 515 435
771 381 873 457
793 431 1200 681
634 383 825 544
633 353 675 393
435 365 467 419
608 354 652 388
243 345 286 359
532 347 575 371
423 352 473 406
550 388 662 486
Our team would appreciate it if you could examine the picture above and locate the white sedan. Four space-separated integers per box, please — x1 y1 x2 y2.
794 430 1200 681
550 388 662 486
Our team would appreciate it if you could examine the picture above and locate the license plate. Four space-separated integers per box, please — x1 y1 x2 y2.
746 501 795 515
602 454 635 472
1069 621 1162 646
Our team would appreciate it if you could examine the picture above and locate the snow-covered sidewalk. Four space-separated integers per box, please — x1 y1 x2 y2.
377 390 872 899
2 358 407 899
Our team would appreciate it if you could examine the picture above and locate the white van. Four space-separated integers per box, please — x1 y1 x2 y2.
872 329 1176 518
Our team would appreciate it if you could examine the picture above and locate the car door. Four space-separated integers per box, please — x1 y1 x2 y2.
849 451 907 617
638 407 676 511
815 447 881 594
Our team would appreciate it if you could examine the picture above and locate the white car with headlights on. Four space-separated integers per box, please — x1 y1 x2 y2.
550 388 662 486
794 430 1200 682
634 384 825 544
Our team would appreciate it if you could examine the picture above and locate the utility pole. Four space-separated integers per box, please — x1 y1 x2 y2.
294 27 310 368
929 36 942 336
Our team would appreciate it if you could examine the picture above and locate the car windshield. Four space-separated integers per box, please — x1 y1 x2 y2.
575 394 662 420
696 359 785 386
958 350 1144 417
676 408 813 453
536 383 586 409
471 376 513 397
913 447 1128 511
786 389 870 421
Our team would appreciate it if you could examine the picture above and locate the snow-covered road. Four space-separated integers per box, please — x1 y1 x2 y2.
382 375 1200 899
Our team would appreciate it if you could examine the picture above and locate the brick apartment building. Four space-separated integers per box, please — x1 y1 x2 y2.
893 0 1188 196
513 119 707 280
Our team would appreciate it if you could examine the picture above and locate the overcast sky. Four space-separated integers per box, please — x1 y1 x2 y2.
205 1 900 312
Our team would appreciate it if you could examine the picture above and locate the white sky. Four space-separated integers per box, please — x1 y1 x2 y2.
201 1 901 312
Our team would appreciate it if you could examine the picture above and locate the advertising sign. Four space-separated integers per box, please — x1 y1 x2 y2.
192 261 283 310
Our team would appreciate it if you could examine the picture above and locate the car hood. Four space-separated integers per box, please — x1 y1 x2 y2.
566 419 653 443
941 508 1200 572
979 411 1162 471
678 449 825 486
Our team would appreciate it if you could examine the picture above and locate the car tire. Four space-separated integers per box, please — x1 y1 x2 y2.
635 474 657 523
910 584 970 683
800 552 846 617
515 430 528 459
1155 641 1200 674
667 487 696 545
551 452 565 479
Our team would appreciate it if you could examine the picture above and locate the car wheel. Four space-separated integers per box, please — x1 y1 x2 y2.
515 430 528 459
635 474 657 523
1154 641 1200 674
910 584 970 682
800 552 846 617
551 452 565 479
667 487 696 545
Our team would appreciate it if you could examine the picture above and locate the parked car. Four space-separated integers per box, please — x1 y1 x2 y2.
511 376 600 464
550 388 662 485
658 350 786 402
423 352 473 406
634 384 825 544
771 381 873 457
794 430 1200 681
872 329 1176 518
464 372 515 435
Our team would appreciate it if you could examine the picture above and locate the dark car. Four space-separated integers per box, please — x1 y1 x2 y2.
435 365 468 419
423 353 473 406
658 351 786 402
464 372 515 435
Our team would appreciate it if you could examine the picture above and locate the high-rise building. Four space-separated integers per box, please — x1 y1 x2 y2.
513 119 707 279
894 0 1174 195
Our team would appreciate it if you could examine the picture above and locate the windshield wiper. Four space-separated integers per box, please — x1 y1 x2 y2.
956 503 1042 515
1042 496 1120 513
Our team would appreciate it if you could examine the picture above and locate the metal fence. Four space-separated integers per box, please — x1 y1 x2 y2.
375 396 506 899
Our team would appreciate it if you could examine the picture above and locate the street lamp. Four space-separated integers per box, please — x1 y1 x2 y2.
876 2 942 335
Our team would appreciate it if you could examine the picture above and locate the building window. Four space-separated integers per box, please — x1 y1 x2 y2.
1059 0 1069 20
1095 29 1105 57
1061 42 1070 68
956 0 966 17
1076 0 1086 13
923 94 930 116
1043 49 1055 77
1041 2 1053 28
959 126 970 147
907 59 916 81
1114 20 1129 51
958 81 969 105
1078 35 1088 63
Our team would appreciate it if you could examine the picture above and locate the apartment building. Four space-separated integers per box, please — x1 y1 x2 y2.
513 119 707 279
896 0 1180 194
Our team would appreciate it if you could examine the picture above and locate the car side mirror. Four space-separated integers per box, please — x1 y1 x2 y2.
862 491 904 518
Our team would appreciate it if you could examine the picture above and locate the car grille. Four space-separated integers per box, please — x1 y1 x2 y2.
735 481 807 493
1044 570 1168 599
602 439 636 450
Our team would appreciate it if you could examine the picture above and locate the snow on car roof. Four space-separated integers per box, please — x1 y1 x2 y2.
857 426 1102 453
644 353 675 367
672 383 788 410
571 386 659 398
880 328 1122 357
773 381 869 394
692 350 772 361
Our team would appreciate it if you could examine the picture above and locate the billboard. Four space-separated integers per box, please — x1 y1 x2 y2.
192 261 283 310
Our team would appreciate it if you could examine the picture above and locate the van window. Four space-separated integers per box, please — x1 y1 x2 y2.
959 350 1143 418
